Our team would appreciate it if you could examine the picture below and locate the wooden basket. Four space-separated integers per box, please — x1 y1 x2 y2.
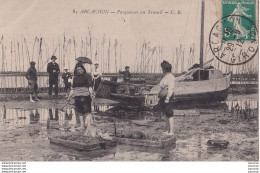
49 135 116 151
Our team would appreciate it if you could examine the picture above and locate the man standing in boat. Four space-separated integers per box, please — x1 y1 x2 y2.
25 61 40 102
158 60 175 135
47 56 60 98
119 66 131 94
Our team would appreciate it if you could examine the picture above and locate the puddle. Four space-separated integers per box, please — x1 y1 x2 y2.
0 95 258 161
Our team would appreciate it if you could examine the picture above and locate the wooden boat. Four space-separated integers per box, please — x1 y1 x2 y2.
174 70 231 103
97 0 231 107
99 69 231 106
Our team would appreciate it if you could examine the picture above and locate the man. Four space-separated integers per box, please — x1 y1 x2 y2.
25 61 40 103
62 67 72 97
91 61 102 92
47 56 60 98
119 66 131 94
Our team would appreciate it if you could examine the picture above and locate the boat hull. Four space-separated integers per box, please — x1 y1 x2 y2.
111 87 229 106
174 73 231 104
102 74 231 106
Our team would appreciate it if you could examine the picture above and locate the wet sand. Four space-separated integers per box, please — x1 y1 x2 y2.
0 94 258 161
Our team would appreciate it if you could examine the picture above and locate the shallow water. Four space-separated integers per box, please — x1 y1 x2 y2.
0 96 258 161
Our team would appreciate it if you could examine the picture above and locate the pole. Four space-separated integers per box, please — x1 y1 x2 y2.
199 0 205 68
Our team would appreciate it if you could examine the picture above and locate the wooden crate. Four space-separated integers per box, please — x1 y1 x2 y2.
49 134 116 151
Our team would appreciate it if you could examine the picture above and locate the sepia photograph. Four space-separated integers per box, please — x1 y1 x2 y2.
0 0 258 167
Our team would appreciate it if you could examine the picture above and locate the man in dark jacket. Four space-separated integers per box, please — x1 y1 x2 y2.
25 61 40 102
47 56 60 97
62 67 72 97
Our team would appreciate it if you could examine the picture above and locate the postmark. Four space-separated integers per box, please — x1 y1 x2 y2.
209 15 258 65
209 0 258 65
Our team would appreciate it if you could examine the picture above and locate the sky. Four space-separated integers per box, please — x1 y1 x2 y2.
0 0 257 73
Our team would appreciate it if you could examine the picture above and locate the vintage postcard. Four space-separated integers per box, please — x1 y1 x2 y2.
0 0 258 166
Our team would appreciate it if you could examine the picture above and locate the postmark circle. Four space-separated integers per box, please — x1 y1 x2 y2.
209 15 258 65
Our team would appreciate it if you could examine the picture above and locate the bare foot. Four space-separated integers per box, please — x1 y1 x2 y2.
35 98 40 101
30 99 36 103
69 127 76 132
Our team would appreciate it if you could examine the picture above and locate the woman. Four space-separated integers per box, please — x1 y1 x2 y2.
74 61 84 76
68 64 95 130
158 60 175 135
91 61 102 92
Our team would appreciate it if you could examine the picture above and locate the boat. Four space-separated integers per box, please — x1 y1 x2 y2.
97 0 231 107
145 69 231 106
100 69 231 106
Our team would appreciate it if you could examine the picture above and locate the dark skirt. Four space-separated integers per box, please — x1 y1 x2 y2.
93 77 101 91
159 96 174 118
74 96 92 114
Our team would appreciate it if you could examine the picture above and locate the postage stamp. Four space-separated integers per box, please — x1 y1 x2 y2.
209 0 258 65
222 0 256 41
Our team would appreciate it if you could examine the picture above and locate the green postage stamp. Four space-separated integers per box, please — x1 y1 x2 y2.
222 0 256 41
209 0 258 65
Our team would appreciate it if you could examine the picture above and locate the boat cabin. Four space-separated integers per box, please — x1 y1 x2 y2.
192 69 224 81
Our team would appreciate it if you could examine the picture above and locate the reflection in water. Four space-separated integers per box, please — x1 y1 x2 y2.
65 110 73 120
225 100 258 111
48 109 59 121
0 104 114 127
29 109 40 124
225 100 258 118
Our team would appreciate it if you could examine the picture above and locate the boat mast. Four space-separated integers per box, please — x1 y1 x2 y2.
199 0 205 68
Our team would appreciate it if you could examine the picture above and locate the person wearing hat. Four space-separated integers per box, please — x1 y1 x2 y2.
91 61 102 92
25 61 40 102
119 66 131 94
47 56 60 98
62 67 72 97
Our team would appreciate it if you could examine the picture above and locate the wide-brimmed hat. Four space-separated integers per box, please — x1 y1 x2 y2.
30 61 36 65
63 67 68 70
125 66 130 69
51 55 57 60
